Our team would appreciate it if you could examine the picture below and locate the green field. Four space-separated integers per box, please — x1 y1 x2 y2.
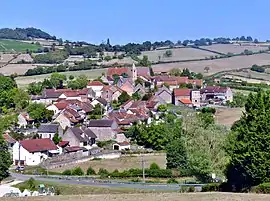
0 39 41 52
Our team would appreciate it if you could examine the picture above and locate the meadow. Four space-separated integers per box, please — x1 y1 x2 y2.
15 68 106 88
0 39 41 52
201 44 269 54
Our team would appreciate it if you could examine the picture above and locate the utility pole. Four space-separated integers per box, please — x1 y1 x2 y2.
141 154 145 183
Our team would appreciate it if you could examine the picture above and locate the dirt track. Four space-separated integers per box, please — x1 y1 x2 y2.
3 193 270 201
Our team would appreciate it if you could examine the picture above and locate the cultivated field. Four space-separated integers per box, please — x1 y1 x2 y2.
10 53 33 63
140 48 218 62
202 44 269 54
52 154 166 173
4 193 270 201
0 53 16 64
225 70 270 82
152 53 270 74
0 39 41 52
15 68 106 88
215 108 243 127
0 64 37 75
99 56 136 65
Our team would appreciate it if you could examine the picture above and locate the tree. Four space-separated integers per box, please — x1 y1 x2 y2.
52 130 62 145
104 55 112 61
69 75 74 80
139 55 150 67
166 138 188 170
132 92 141 101
204 66 210 73
149 67 154 76
225 90 270 191
50 73 67 89
164 50 173 57
254 38 259 44
0 76 16 91
135 78 144 85
118 91 131 104
27 103 53 122
157 104 167 112
86 167 96 175
9 88 30 110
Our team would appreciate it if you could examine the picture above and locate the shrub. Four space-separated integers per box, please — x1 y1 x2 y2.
150 163 160 170
201 183 220 192
130 178 142 182
167 178 179 184
188 186 195 192
251 183 270 194
86 167 96 175
62 169 72 175
26 178 36 191
54 187 61 195
110 169 121 177
98 168 109 177
180 185 195 193
71 167 84 176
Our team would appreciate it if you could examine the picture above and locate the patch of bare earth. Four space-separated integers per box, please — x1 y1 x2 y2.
215 108 244 127
3 193 270 201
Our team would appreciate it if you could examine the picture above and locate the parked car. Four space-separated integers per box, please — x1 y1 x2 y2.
15 166 25 172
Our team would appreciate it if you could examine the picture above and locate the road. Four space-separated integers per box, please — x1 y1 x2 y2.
11 173 203 191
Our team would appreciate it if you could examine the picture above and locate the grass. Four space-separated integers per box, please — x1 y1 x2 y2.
3 193 270 201
52 154 166 173
0 39 41 52
13 179 173 195
202 44 269 54
215 108 243 127
15 68 106 88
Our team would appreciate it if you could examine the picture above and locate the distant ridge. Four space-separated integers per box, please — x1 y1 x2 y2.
0 27 55 40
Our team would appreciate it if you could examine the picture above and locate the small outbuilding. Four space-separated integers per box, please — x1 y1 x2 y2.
113 141 130 150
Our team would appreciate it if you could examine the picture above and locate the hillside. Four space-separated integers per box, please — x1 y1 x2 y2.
0 27 55 40
0 40 41 52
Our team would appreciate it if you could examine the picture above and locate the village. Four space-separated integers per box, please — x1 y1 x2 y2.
1 63 233 168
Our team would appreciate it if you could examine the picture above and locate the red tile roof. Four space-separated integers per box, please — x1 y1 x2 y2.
117 141 130 146
179 98 192 104
200 86 228 93
20 138 58 153
173 88 191 97
54 102 68 110
107 67 129 76
188 79 203 86
58 141 69 147
87 81 104 86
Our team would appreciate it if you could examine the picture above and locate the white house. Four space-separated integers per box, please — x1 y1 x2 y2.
113 141 130 150
87 81 104 97
13 138 59 166
17 113 34 128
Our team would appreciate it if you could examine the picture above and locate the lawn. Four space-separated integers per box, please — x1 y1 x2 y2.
13 180 162 196
3 193 270 201
52 154 167 173
0 39 41 52
15 68 106 88
215 108 243 127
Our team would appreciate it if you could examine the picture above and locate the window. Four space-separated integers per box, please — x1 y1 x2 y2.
83 142 87 146
49 134 51 139
195 100 198 102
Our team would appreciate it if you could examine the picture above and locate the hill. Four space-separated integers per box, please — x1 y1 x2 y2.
0 27 55 40
0 40 41 52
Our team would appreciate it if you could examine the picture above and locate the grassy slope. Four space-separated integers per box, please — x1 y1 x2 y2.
4 192 270 201
0 39 41 52
13 180 173 195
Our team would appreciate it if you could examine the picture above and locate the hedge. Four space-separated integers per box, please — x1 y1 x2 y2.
251 183 270 194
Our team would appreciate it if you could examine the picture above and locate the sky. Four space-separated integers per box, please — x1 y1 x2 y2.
1 0 270 44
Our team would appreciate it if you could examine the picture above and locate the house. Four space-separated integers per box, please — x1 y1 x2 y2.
62 127 97 149
3 133 16 149
134 83 146 96
37 124 62 140
17 113 34 128
87 81 104 97
113 141 130 150
137 67 150 77
46 102 68 115
101 85 122 102
91 97 107 107
155 86 172 104
173 88 200 107
38 89 71 105
100 75 114 85
107 67 129 77
88 119 118 141
54 107 84 129
13 138 59 166
200 86 233 103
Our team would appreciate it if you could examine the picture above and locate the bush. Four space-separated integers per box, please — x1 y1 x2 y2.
71 167 84 176
251 183 270 194
130 178 142 182
188 186 195 192
62 169 72 175
150 163 160 170
86 167 96 175
180 185 195 193
98 168 109 177
201 183 220 192
167 178 179 184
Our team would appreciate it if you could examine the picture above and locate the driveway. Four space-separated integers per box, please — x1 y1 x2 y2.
0 180 22 197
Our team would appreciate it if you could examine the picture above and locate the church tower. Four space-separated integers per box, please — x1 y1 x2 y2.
131 63 137 82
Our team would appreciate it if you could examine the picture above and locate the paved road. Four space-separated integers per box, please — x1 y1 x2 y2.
11 173 203 191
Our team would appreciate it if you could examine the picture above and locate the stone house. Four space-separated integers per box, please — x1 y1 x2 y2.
88 119 118 141
37 124 62 140
155 86 172 104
